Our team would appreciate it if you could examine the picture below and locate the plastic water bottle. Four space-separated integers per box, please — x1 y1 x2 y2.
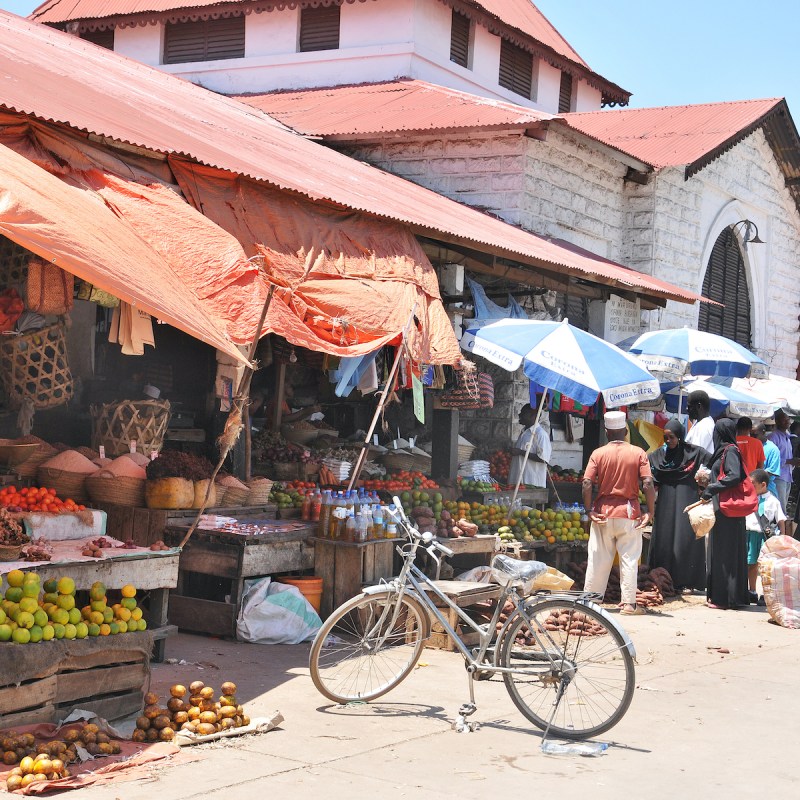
541 740 609 757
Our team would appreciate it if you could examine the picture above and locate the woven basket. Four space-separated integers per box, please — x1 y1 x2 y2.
37 466 90 503
90 399 171 457
15 443 57 479
381 452 431 474
213 484 229 507
457 443 475 463
85 469 145 508
0 543 23 562
223 485 249 507
0 322 74 410
246 479 274 506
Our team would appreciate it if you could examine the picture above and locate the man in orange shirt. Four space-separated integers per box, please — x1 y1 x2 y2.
582 411 655 616
735 416 764 476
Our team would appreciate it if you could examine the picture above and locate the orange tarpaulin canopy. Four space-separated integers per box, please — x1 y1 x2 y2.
0 137 247 364
170 160 461 364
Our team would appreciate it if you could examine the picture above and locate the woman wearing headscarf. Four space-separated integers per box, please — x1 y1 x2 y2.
697 418 749 609
649 419 710 593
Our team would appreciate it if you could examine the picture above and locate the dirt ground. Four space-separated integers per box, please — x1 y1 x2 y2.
65 594 797 799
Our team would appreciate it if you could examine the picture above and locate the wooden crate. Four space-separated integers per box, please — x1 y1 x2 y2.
314 538 396 619
416 580 501 652
0 636 151 729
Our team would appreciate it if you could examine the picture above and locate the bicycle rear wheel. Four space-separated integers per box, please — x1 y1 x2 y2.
309 590 428 704
499 599 635 739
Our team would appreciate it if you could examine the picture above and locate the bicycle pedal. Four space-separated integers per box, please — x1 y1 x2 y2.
458 703 477 717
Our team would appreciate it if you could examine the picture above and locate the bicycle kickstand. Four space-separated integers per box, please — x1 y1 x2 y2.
452 670 480 733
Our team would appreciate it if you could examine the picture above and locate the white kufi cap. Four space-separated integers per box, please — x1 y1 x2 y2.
604 411 627 430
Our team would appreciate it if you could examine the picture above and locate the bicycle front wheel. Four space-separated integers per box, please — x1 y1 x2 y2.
499 599 635 739
309 590 428 704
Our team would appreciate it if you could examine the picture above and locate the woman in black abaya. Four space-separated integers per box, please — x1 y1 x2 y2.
699 418 749 609
649 419 710 593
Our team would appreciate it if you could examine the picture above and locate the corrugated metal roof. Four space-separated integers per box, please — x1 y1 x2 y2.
560 99 784 169
30 0 240 23
1 11 699 305
234 79 552 138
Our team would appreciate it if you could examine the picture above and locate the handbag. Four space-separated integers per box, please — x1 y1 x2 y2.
717 446 759 518
439 362 483 410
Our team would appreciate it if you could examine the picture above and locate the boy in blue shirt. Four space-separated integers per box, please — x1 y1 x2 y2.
745 468 786 605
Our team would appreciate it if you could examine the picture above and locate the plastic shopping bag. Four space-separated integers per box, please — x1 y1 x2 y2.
236 578 322 644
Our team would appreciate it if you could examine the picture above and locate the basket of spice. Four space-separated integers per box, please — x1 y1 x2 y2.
85 455 148 507
0 507 29 561
37 449 100 504
145 451 216 509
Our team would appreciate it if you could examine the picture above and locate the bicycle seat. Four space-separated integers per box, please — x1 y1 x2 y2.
490 554 548 585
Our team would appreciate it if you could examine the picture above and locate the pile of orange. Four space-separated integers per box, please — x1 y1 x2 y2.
0 486 85 513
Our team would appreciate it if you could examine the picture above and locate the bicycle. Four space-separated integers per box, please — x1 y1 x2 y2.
309 500 636 740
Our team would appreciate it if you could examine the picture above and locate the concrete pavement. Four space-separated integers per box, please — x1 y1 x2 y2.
71 596 798 799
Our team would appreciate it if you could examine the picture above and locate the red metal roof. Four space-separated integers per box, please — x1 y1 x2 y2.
1 11 698 305
30 0 241 23
234 79 551 138
560 99 784 169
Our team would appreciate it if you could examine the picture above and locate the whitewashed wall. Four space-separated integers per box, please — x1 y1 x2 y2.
108 0 602 111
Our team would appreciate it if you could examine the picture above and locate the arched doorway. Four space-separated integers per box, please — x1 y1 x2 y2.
698 226 752 347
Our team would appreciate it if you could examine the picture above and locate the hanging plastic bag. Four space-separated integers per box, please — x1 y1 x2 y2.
236 578 322 644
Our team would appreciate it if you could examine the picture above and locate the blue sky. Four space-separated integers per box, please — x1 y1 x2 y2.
3 0 799 123
535 0 799 119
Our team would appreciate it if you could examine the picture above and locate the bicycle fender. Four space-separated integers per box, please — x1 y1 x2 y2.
544 594 637 658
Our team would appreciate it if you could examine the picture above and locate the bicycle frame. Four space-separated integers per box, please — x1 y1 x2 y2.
364 528 634 679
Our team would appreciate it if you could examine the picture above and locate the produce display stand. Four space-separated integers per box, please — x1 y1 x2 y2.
312 537 398 619
94 502 277 547
0 631 154 729
163 518 317 638
0 546 179 663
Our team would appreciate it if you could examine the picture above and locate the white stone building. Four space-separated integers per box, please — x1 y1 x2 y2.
31 0 800 462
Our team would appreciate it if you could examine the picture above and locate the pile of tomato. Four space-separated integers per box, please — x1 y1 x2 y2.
361 471 439 492
0 486 86 513
283 480 317 495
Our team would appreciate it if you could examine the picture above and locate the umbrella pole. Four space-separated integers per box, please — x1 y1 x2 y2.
677 376 685 426
509 387 549 510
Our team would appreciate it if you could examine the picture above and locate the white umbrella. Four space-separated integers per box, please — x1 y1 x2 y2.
464 318 660 507
664 378 773 419
727 375 800 416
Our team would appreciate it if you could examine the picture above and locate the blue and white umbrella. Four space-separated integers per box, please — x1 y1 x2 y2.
628 328 769 380
663 378 773 419
463 318 661 408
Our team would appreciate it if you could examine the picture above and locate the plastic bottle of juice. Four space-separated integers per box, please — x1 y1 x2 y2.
329 492 345 539
317 490 332 537
372 502 384 539
311 490 322 522
301 491 313 521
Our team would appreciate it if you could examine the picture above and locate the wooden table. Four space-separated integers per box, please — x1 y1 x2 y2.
163 519 316 637
0 550 179 662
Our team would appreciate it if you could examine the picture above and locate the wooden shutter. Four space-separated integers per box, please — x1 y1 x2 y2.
498 39 532 98
558 71 573 113
450 9 470 68
299 5 340 52
698 227 752 347
164 17 245 65
80 28 114 50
